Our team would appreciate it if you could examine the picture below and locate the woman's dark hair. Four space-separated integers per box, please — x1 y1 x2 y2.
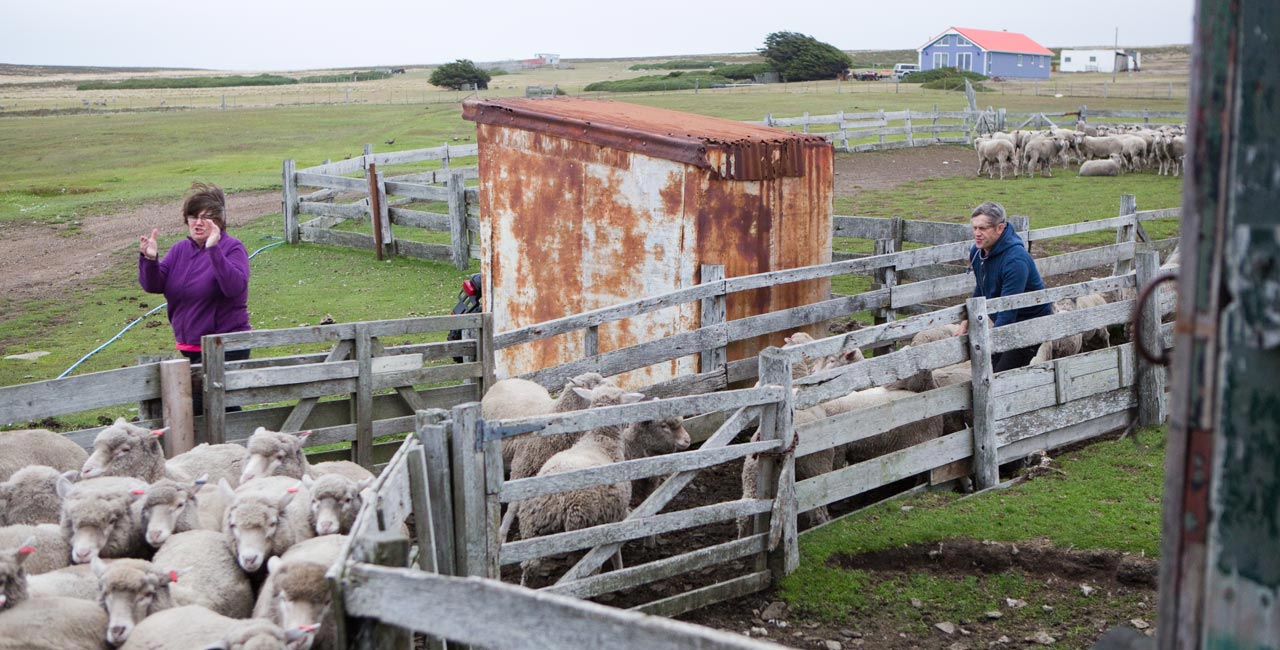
182 182 227 230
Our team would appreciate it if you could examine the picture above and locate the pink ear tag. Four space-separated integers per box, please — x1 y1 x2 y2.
151 429 165 437
169 570 179 583
17 546 35 555
131 489 146 495
287 486 300 494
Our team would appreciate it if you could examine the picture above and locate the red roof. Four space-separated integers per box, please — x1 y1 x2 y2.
920 27 1053 55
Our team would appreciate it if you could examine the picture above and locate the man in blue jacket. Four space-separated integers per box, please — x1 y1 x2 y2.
954 202 1052 372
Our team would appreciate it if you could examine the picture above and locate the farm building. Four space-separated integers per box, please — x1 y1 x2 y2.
1059 48 1141 73
461 97 834 389
917 27 1053 79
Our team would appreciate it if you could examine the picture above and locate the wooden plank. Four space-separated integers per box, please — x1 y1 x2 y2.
371 363 483 390
1026 214 1140 241
501 439 776 503
340 565 788 650
997 388 1136 446
0 364 161 424
987 275 1134 314
517 324 729 390
544 534 768 600
493 283 724 350
700 264 727 373
300 201 368 220
966 297 998 490
417 412 457 576
388 208 449 231
447 171 469 269
795 430 972 511
725 292 887 343
394 240 455 262
451 402 489 577
302 156 367 176
485 387 784 440
991 300 1133 354
831 215 892 239
500 499 772 566
223 359 360 391
793 336 969 410
301 227 376 251
203 337 227 444
1134 250 1166 426
779 305 966 362
295 171 369 192
795 383 970 457
354 325 374 468
757 348 797 578
631 572 773 619
283 159 299 244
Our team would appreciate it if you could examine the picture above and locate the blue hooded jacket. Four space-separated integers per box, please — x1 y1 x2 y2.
968 225 1052 328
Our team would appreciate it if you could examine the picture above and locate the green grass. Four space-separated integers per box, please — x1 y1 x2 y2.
0 105 475 224
0 212 477 424
628 61 727 70
584 73 735 92
781 427 1166 621
298 71 393 83
76 74 297 90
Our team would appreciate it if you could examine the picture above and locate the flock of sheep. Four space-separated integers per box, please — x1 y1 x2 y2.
973 122 1187 179
0 421 374 650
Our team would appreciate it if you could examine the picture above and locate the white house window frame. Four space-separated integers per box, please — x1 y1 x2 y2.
934 51 949 68
956 52 973 71
1039 56 1045 67
1018 54 1024 67
957 36 972 46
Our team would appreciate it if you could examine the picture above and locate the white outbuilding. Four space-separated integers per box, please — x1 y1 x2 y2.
1059 49 1141 73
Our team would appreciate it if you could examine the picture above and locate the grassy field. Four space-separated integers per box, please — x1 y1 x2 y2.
781 427 1166 641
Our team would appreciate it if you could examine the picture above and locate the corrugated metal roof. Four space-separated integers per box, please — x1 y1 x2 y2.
462 97 831 181
919 26 1054 56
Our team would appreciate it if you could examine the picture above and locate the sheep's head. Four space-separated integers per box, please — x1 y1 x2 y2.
626 414 691 456
223 486 299 572
0 539 35 611
554 372 612 412
264 558 332 648
62 488 144 564
572 384 644 409
140 478 200 547
94 557 179 646
82 418 164 480
242 428 312 483
303 474 367 536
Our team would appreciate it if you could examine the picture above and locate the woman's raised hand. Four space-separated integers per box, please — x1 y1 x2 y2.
139 228 159 260
204 221 221 249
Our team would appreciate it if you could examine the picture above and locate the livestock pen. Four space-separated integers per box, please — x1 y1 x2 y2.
0 204 1178 647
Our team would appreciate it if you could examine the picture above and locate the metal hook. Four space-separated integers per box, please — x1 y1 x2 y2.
1132 273 1179 367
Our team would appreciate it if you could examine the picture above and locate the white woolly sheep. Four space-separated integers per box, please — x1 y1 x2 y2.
974 137 1015 179
26 563 101 601
1074 293 1112 351
738 404 835 537
622 410 691 506
0 465 69 526
0 524 70 575
822 368 945 467
515 384 645 585
1080 154 1125 177
1032 299 1084 365
239 428 375 485
0 540 35 610
782 331 865 378
166 443 249 490
219 476 314 573
1080 135 1125 162
139 477 224 547
93 557 181 646
253 534 347 650
301 473 369 536
119 605 307 650
0 429 88 482
57 475 149 564
81 418 173 482
0 594 110 650
152 530 253 618
490 372 611 476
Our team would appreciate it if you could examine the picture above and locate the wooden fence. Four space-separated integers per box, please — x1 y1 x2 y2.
752 105 1188 152
283 143 482 269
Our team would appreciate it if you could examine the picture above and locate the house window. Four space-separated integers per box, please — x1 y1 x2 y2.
957 52 973 70
1089 55 1097 62
934 52 948 68
1018 54 1023 66
958 36 971 46
1065 56 1073 62
1039 56 1044 67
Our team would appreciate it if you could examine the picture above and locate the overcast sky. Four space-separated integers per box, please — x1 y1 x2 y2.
3 0 1196 71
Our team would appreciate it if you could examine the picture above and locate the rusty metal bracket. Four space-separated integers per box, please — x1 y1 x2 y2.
1133 273 1179 366
1230 225 1280 349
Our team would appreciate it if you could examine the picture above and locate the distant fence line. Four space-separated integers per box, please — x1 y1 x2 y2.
752 105 1189 153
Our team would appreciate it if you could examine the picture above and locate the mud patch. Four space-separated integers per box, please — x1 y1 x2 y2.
831 537 1158 588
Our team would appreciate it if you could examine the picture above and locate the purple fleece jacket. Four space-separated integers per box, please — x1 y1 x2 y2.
138 234 251 349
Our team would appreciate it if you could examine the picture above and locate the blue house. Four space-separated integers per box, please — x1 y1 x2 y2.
917 27 1053 79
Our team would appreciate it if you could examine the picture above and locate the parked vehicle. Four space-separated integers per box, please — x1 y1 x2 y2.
852 70 883 81
893 63 920 79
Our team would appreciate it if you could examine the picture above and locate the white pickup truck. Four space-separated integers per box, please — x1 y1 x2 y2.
893 63 920 79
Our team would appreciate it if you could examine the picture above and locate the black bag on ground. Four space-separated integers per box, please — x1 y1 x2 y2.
448 273 483 363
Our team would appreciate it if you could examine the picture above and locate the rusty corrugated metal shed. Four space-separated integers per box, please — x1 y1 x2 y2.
465 98 833 387
462 97 830 181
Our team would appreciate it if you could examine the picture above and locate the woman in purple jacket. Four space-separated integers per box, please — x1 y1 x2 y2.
139 182 250 412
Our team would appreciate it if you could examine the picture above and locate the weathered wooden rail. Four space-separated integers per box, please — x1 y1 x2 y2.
283 143 482 269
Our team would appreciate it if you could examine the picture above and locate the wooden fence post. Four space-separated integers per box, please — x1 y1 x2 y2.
283 159 299 244
756 347 797 580
375 170 393 258
137 355 165 423
353 325 373 468
965 297 999 490
159 358 195 457
877 109 886 148
202 335 226 445
872 238 898 358
366 164 384 262
448 171 469 270
450 402 495 578
700 264 727 374
350 530 412 650
413 409 456 576
477 312 496 397
904 108 914 147
1113 194 1138 278
1134 248 1166 426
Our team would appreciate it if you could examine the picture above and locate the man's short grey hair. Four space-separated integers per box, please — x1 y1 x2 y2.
971 202 1007 227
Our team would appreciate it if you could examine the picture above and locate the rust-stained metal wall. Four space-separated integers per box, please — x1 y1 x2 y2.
465 98 833 388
